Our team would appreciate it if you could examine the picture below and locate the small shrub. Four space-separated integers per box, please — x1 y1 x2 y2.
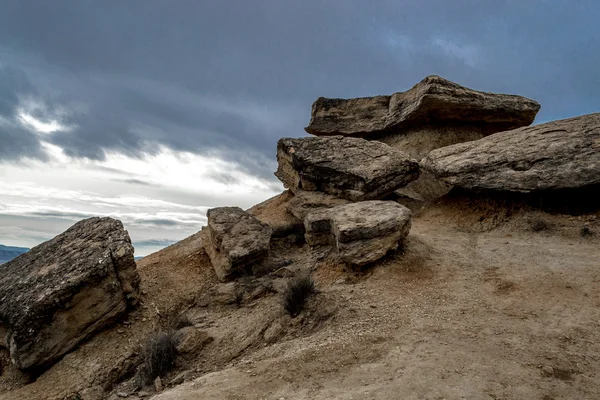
581 226 594 237
233 283 246 307
530 218 549 232
139 331 177 385
282 273 315 318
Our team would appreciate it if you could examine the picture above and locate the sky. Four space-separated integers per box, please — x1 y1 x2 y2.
1 0 598 255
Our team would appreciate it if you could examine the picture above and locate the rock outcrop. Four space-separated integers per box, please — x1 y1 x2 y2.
304 76 541 203
422 113 600 193
305 75 541 139
201 207 273 281
305 201 412 266
0 217 139 370
275 136 419 201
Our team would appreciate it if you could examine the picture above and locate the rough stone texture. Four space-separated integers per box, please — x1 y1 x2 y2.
305 75 540 138
0 217 139 370
305 201 412 266
275 136 419 201
422 113 600 193
201 207 273 281
286 190 351 221
247 190 303 239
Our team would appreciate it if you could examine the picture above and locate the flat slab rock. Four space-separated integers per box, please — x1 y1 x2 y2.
305 75 540 138
275 136 419 201
305 201 412 266
0 217 140 369
202 207 273 281
422 113 600 192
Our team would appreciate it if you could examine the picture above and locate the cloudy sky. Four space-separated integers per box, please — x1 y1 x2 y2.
1 1 598 255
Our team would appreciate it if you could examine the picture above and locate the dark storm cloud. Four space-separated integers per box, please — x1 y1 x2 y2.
1 0 599 169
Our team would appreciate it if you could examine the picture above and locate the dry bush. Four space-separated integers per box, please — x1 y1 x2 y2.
282 273 315 318
138 331 177 386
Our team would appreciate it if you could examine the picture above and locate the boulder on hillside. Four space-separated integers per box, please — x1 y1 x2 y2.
0 217 140 370
286 190 351 221
201 207 273 281
422 113 600 193
304 201 412 266
305 75 541 140
275 136 419 201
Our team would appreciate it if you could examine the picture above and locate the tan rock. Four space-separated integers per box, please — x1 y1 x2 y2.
305 75 540 138
286 190 351 221
201 207 272 281
422 113 600 192
305 201 412 266
0 217 139 369
275 136 419 201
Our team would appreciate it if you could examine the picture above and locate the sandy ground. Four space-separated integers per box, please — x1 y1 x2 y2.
152 205 600 400
1 195 599 400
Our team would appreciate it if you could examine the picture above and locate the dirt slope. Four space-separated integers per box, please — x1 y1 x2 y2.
1 195 599 400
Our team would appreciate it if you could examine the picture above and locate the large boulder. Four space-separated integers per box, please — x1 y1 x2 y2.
201 207 273 281
275 136 419 201
0 217 140 370
305 75 540 140
422 113 600 193
304 201 412 266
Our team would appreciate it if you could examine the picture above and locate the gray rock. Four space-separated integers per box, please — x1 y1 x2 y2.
201 207 272 281
422 113 600 192
275 136 419 201
0 217 140 369
305 75 540 138
305 201 412 266
286 190 351 221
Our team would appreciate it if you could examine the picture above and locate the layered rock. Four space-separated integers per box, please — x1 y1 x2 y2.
305 75 541 139
305 76 541 203
0 217 140 369
422 113 600 193
275 136 419 201
305 201 412 266
201 207 273 281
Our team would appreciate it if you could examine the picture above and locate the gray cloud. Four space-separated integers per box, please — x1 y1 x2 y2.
0 0 599 171
134 239 177 247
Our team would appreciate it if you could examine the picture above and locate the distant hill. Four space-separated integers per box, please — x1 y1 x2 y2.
0 244 30 264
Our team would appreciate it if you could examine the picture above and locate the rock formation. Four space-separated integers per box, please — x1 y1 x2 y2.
422 113 600 192
247 190 303 239
304 76 541 203
275 136 419 201
305 201 412 266
0 217 139 370
201 207 273 281
305 75 540 141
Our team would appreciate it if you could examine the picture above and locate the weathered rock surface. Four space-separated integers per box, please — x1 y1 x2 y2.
0 217 139 370
422 113 600 193
275 136 419 201
305 75 541 138
305 201 412 266
286 190 351 221
201 207 273 281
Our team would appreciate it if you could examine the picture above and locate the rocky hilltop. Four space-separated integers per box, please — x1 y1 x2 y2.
1 76 599 400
